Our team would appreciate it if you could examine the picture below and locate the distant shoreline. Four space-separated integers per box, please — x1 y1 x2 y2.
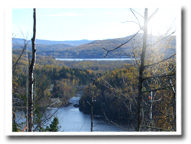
55 58 135 61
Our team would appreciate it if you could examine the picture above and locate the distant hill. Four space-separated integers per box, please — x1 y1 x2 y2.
60 36 134 58
12 33 176 59
57 33 176 58
12 38 94 46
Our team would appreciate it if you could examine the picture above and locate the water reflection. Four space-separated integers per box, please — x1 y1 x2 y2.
15 89 127 132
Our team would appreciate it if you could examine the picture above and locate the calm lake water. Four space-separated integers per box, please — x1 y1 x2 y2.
46 89 126 132
16 88 128 132
55 58 134 61
49 101 124 132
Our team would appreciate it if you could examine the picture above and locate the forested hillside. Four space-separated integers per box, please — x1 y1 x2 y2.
13 34 176 59
12 38 93 46
79 63 176 130
12 50 95 107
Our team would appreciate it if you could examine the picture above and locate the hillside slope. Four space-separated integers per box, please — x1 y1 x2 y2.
12 33 176 59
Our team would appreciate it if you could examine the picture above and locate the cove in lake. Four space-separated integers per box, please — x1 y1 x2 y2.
48 102 126 132
55 58 134 61
15 88 130 132
45 89 128 132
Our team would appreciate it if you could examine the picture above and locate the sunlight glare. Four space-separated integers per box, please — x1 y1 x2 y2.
148 8 176 36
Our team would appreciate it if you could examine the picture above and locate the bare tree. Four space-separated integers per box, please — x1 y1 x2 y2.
12 8 66 132
12 33 30 131
136 8 148 131
86 82 96 132
28 8 36 132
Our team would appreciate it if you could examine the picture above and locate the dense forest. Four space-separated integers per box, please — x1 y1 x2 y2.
79 64 176 131
13 49 95 101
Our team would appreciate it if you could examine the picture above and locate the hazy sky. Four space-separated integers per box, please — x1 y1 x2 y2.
12 8 177 41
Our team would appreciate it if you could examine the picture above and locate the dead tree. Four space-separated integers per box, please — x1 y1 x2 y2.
137 8 148 131
87 83 96 132
28 8 36 132
12 38 29 131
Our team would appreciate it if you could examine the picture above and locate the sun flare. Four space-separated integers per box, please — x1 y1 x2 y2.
147 9 176 35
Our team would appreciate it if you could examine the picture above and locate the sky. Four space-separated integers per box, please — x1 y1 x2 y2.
12 8 178 41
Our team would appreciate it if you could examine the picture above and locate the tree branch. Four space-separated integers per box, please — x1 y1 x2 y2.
141 86 172 93
147 30 176 47
130 8 144 18
121 20 142 28
130 8 142 30
102 109 128 131
142 72 175 81
12 40 29 74
145 125 170 131
144 54 176 68
103 8 159 58
103 29 142 57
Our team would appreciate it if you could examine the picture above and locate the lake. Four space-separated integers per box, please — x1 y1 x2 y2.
15 88 129 132
45 88 127 132
55 58 134 61
48 102 125 132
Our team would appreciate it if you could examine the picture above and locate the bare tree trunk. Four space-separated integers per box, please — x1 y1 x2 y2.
28 8 36 132
137 8 148 131
170 79 176 130
148 90 153 131
91 96 93 132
